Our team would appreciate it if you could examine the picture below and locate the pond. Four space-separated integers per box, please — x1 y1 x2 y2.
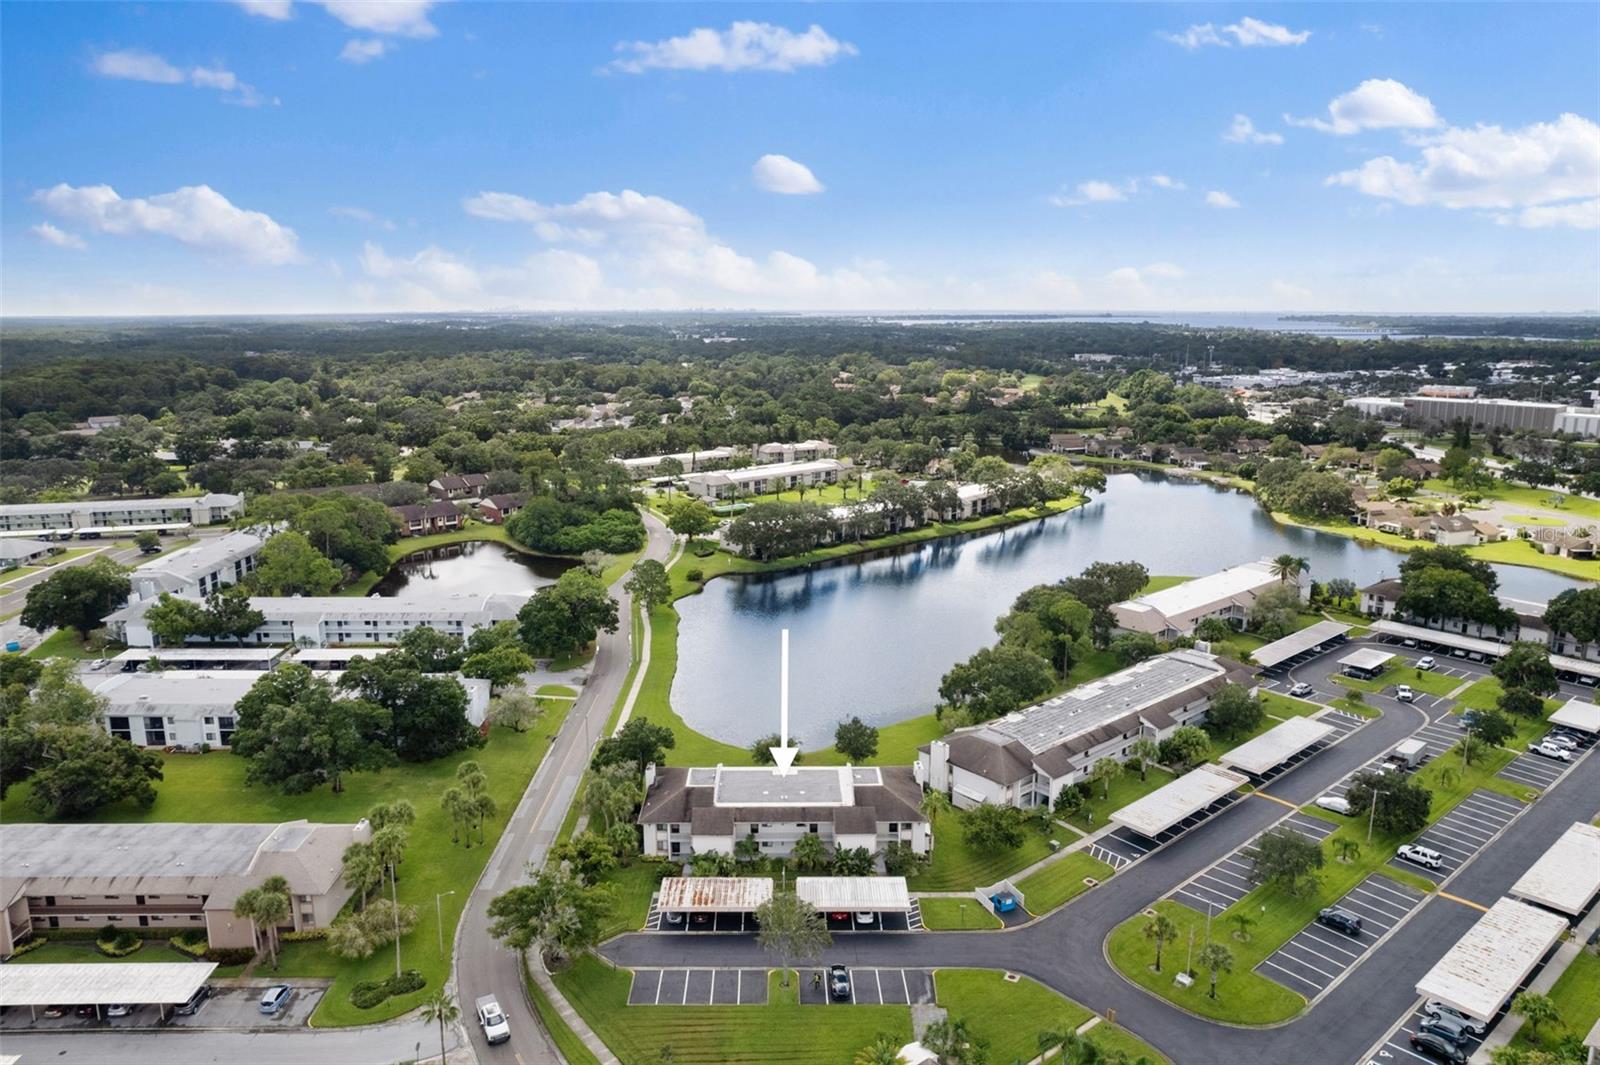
371 539 575 599
673 471 1592 749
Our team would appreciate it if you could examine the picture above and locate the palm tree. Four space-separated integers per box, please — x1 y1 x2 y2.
234 876 292 969
470 791 498 844
1090 756 1122 800
341 842 383 910
1512 991 1560 1043
1336 839 1360 864
919 789 952 829
1270 554 1309 585
854 1033 902 1065
1198 942 1234 999
440 786 470 846
420 988 459 1065
1231 912 1254 942
1437 766 1459 791
1128 737 1160 781
1143 913 1178 973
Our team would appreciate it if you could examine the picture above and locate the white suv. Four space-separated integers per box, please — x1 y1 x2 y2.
1396 844 1443 869
476 995 511 1045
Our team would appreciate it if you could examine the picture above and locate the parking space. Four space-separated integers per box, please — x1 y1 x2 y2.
1364 1001 1488 1065
1497 726 1595 791
1386 788 1525 883
1256 874 1426 1001
822 911 910 933
1170 813 1338 914
1088 790 1247 872
798 968 934 1006
645 901 759 933
626 968 769 1006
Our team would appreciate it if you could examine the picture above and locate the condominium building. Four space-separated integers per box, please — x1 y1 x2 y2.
0 494 245 535
617 446 738 480
682 459 846 502
1112 559 1305 640
126 530 267 603
105 592 525 648
0 820 371 956
754 440 838 465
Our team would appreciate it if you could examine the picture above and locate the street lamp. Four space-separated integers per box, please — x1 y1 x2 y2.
1366 790 1388 844
436 890 457 955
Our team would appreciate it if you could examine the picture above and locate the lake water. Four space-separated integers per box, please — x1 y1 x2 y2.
673 472 1592 749
371 539 574 599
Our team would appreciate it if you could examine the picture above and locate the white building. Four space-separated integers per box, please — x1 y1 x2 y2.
682 459 846 502
637 764 929 861
916 649 1256 809
1342 397 1406 421
0 539 55 568
0 494 244 535
1556 406 1600 438
754 440 838 465
1112 560 1305 640
126 530 267 603
617 446 738 480
104 592 524 648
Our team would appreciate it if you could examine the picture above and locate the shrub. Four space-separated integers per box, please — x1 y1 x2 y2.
203 946 256 966
281 927 328 942
171 933 209 958
685 568 704 582
10 936 47 957
97 930 143 957
350 969 426 1009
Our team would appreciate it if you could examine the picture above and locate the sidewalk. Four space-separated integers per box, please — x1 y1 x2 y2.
528 953 621 1063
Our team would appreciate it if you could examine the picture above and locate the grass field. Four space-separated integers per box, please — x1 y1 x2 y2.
1257 691 1326 718
525 956 603 1065
554 957 913 1065
0 711 569 1027
1332 665 1461 698
1061 765 1176 833
1505 513 1568 527
11 941 199 965
907 817 1056 891
27 628 103 660
1422 479 1600 520
1269 510 1598 579
1452 677 1569 754
597 862 672 942
1016 851 1115 914
916 897 1001 930
934 969 1169 1065
1508 949 1600 1054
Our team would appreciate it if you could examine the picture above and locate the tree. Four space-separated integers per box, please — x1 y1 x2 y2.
231 664 392 793
1248 583 1304 640
922 1017 990 1065
251 531 343 596
1343 769 1432 835
21 724 164 818
1204 684 1263 741
1143 912 1178 972
592 717 675 773
1491 642 1558 696
327 897 419 959
1269 554 1308 585
1090 756 1123 800
833 716 879 761
1498 686 1546 720
1542 587 1600 648
20 558 129 636
338 654 481 762
1061 561 1150 646
133 529 162 553
1158 725 1211 773
1467 707 1517 748
664 498 718 540
1512 991 1560 1042
749 733 800 766
488 691 541 732
554 832 619 884
723 501 836 560
833 846 874 876
583 763 642 832
1230 912 1254 943
938 643 1055 723
625 559 674 612
1127 736 1161 781
754 892 831 988
420 988 459 1065
1194 617 1235 643
883 840 930 878
1109 632 1160 665
396 626 467 671
1247 827 1325 897
462 642 536 691
487 865 615 967
1324 577 1358 604
854 1033 903 1065
1197 942 1233 999
234 876 292 969
962 802 1026 852
518 568 619 658
790 831 827 871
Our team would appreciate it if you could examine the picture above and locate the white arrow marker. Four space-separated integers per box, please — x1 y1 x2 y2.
769 628 799 773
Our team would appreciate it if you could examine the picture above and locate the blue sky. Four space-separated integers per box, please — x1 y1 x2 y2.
3 2 1597 315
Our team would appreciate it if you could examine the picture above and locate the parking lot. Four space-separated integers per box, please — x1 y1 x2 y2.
1170 812 1338 914
797 968 935 1006
0 985 324 1031
1385 788 1525 884
1255 874 1426 1002
627 968 769 1006
1363 1000 1489 1065
644 903 913 933
1087 792 1245 871
1496 725 1595 792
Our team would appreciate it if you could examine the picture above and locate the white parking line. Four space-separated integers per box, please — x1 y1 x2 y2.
1281 938 1355 971
1261 958 1321 986
1355 880 1420 906
1297 929 1364 958
900 969 910 1002
1347 890 1413 917
1271 948 1340 980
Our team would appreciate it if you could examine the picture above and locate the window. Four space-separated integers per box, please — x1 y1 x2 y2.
144 716 166 746
218 716 236 746
108 716 132 742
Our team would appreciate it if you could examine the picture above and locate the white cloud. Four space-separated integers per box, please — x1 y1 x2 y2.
1223 114 1284 145
1288 78 1441 135
752 154 824 195
1271 279 1313 302
1206 190 1241 209
1050 179 1128 206
1163 16 1309 49
340 38 388 64
1328 113 1600 228
32 183 302 264
234 0 293 19
91 49 266 105
317 1 437 37
1148 174 1187 190
329 205 395 230
607 21 856 74
360 242 481 305
30 222 86 250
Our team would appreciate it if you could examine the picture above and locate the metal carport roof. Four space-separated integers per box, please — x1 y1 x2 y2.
1414 898 1567 1022
1250 621 1351 669
795 876 912 913
1510 822 1600 916
656 877 773 913
1218 716 1336 776
1111 763 1248 838
1549 698 1600 735
1338 647 1395 673
0 962 217 1007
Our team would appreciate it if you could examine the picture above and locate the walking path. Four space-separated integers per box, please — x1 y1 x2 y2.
528 961 622 1065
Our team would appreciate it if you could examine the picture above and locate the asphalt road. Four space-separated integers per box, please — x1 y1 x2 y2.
0 531 192 648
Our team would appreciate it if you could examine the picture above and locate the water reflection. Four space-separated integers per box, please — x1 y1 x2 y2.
372 539 574 600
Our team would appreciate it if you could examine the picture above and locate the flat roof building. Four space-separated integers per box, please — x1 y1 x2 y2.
1250 621 1352 670
1509 822 1600 917
108 646 287 671
0 493 243 535
1218 716 1337 776
795 876 913 914
617 446 738 479
1338 648 1395 678
1112 560 1305 640
1414 897 1568 1022
682 459 845 502
127 529 266 602
1112 763 1249 838
0 539 55 567
656 877 774 914
1549 698 1600 735
0 962 218 1018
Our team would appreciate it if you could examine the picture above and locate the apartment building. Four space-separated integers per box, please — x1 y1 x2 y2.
617 446 738 480
1112 559 1304 640
126 530 266 603
754 440 838 465
0 494 244 535
682 459 846 502
105 592 524 648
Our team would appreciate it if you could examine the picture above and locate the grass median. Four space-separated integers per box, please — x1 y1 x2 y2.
1016 851 1116 915
934 969 1169 1065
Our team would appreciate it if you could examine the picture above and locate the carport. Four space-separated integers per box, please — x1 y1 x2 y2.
1218 716 1336 778
796 876 912 930
1111 763 1248 839
1548 697 1600 735
1370 621 1506 660
1414 897 1568 1023
656 877 773 932
1250 621 1351 671
1337 647 1394 679
1510 822 1600 918
0 962 217 1023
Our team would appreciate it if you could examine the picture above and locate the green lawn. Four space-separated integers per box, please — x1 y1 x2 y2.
1505 513 1568 527
554 957 913 1065
1452 678 1565 753
526 957 603 1065
27 628 107 660
1062 766 1176 833
1257 692 1325 718
11 940 201 965
1422 478 1600 520
916 897 1001 930
1332 666 1461 698
907 816 1056 891
0 547 101 586
597 862 672 942
934 969 1169 1065
1016 851 1115 914
1508 949 1600 1054
1465 538 1599 579
1 711 570 1027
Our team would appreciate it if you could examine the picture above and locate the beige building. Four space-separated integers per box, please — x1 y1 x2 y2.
0 819 370 957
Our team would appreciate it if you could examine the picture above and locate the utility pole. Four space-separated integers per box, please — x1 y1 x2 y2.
1367 790 1388 844
435 890 456 954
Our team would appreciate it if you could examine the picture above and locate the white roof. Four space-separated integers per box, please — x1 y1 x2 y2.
1338 648 1395 671
0 538 54 559
1370 621 1600 680
1510 822 1600 915
111 647 284 664
0 963 217 1007
796 876 912 912
1549 698 1600 735
685 458 844 486
1414 897 1568 1022
130 530 265 592
656 877 773 912
1251 621 1351 669
1112 763 1248 837
94 671 259 708
1218 717 1336 775
1113 560 1282 632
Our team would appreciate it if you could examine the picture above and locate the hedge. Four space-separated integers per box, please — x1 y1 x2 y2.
203 946 256 966
350 969 425 1010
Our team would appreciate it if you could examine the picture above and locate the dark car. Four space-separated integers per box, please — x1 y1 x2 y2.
1419 1016 1470 1047
174 985 213 1016
1410 1031 1467 1064
1315 908 1362 936
829 965 851 1001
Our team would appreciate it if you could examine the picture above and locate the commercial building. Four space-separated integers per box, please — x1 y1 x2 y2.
682 459 846 502
105 591 524 648
1343 397 1406 421
1556 407 1600 437
638 764 929 862
916 649 1255 809
1112 560 1304 640
126 530 266 603
1413 897 1569 1023
1509 822 1600 918
754 440 837 465
618 446 739 479
0 493 244 535
1401 396 1598 437
0 819 371 956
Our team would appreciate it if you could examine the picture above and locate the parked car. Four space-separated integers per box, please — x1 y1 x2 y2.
690 912 712 927
1397 844 1444 869
1395 684 1415 702
1458 710 1480 729
829 965 852 1001
1289 682 1314 698
1417 656 1436 670
42 1005 66 1019
74 1005 97 1018
174 985 212 1016
1410 1031 1467 1063
105 1004 134 1018
258 984 295 1016
1423 1001 1486 1036
1531 741 1572 762
1316 908 1362 936
663 911 684 926
1467 651 1485 662
855 911 877 925
475 995 511 1045
1402 638 1419 648
1315 795 1352 815
1451 648 1468 658
1542 733 1578 750
1419 1016 1471 1047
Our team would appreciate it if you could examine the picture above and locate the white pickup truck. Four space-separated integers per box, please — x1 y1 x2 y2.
476 994 511 1045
